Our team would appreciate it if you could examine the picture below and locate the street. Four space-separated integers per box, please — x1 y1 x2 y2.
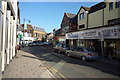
21 45 120 78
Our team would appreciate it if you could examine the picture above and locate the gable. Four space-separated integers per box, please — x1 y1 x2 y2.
77 7 86 15
61 13 70 24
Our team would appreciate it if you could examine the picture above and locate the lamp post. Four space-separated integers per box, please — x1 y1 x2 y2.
23 19 31 47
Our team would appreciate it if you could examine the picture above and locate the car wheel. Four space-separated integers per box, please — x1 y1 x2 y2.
58 50 61 54
67 52 70 57
81 56 86 61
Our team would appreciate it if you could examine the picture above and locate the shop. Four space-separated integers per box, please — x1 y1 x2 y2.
100 26 120 59
66 26 120 59
53 36 66 45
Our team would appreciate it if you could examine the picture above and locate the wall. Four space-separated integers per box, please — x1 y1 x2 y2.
88 9 104 28
104 2 120 25
33 30 46 40
78 8 88 30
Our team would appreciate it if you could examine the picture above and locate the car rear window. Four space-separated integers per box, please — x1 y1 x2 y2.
74 47 84 51
86 48 94 52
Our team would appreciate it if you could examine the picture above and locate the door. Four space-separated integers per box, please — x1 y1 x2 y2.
75 48 84 58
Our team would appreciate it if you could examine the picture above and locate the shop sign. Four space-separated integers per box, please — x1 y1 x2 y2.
66 30 98 39
100 26 120 39
83 30 99 39
66 32 80 39
66 26 120 39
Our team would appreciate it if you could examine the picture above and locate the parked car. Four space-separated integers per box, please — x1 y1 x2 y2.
38 42 42 46
28 43 33 47
33 41 38 46
40 42 45 46
44 42 50 45
53 43 70 53
66 47 99 61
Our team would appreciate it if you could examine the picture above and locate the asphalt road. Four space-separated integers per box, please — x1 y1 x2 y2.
21 45 120 78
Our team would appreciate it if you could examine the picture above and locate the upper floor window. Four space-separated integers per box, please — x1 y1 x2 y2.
116 1 120 8
109 2 113 11
80 13 84 20
79 24 85 29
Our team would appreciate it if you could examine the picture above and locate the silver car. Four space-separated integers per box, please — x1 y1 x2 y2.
53 43 70 54
66 47 99 61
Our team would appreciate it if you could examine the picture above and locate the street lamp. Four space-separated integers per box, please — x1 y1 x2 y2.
22 18 31 47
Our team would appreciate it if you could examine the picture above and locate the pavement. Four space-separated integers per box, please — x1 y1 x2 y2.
2 45 120 79
2 50 63 79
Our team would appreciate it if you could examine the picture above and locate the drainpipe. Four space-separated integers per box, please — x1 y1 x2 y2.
101 8 105 60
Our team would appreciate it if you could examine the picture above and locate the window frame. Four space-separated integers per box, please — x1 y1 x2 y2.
80 13 84 20
79 24 85 29
116 1 120 8
109 2 113 11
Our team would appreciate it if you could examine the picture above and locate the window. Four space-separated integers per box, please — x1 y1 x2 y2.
116 1 120 8
80 13 84 20
79 24 85 29
109 2 113 10
74 47 84 51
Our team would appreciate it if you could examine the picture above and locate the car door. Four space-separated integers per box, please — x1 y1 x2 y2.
69 49 78 57
75 48 84 58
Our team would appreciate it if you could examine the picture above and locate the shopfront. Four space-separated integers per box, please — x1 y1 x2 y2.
66 26 120 59
100 26 120 59
53 36 66 46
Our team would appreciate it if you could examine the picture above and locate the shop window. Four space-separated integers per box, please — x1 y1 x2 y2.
109 2 113 11
116 1 120 8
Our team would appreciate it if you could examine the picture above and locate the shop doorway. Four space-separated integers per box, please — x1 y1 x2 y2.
104 40 120 60
73 39 77 48
86 40 102 57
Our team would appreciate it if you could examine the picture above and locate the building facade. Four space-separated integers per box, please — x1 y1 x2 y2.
33 26 46 41
60 13 78 48
17 24 34 45
45 33 53 42
0 0 19 79
66 1 120 59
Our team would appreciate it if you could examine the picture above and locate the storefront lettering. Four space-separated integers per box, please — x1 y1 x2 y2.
67 34 79 39
66 27 120 39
